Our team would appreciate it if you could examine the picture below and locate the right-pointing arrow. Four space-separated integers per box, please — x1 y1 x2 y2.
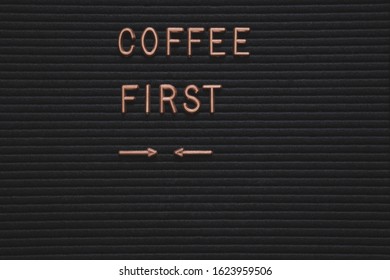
174 148 213 157
118 148 157 158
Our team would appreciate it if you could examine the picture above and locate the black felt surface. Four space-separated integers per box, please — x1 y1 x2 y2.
0 0 389 259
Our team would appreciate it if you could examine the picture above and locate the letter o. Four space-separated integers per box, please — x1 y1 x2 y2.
141 27 159 57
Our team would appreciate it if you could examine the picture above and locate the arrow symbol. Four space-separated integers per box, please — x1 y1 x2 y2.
118 148 157 157
174 148 213 157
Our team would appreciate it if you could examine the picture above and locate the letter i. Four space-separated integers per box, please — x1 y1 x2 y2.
145 84 151 115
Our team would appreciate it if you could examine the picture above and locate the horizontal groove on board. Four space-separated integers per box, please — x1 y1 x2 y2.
0 0 389 260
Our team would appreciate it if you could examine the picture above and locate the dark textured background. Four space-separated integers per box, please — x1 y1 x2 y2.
0 0 389 259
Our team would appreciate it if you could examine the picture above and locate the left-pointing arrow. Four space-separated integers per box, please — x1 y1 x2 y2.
174 148 213 157
118 148 157 157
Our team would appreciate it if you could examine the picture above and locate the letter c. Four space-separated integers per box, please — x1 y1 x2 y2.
118 28 136 56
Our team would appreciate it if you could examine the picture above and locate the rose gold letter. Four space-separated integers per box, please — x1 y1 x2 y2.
209 27 226 57
188 27 204 57
167 27 184 56
203 84 222 113
183 84 201 113
121 85 138 113
234 27 250 56
141 27 158 57
159 84 178 114
145 84 151 115
118 28 136 56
